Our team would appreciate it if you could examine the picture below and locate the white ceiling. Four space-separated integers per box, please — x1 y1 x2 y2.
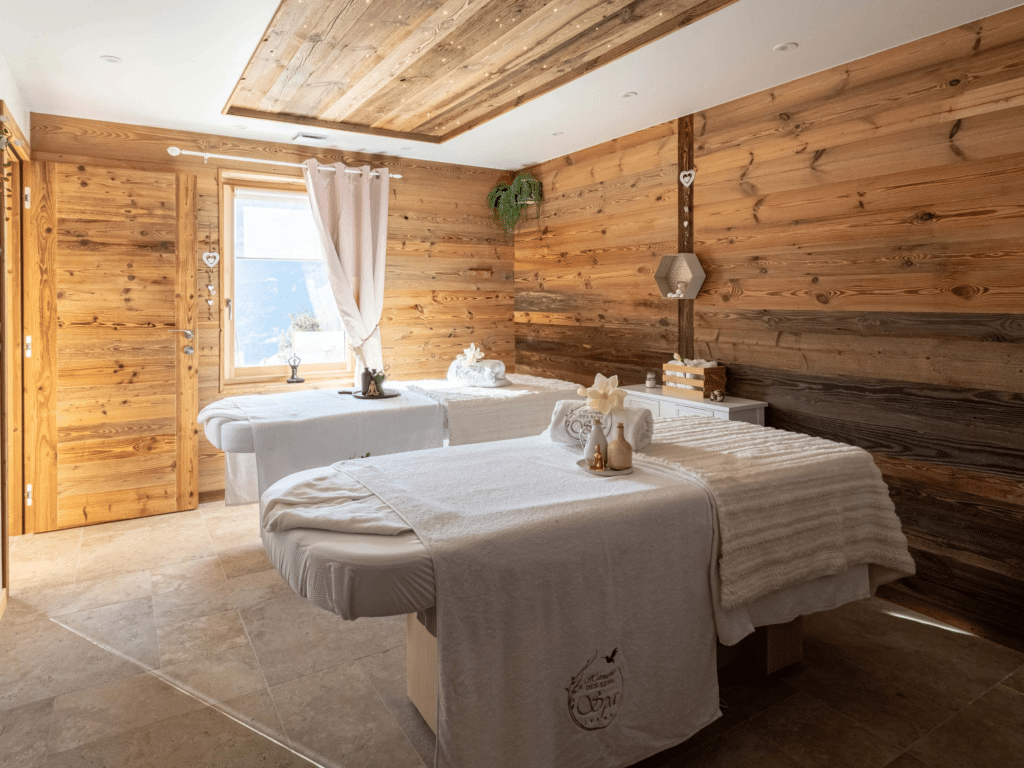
1 0 1021 170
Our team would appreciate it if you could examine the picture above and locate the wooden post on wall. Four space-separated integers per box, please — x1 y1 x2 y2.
677 114 695 360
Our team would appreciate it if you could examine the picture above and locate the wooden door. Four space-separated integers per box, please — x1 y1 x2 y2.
24 162 198 531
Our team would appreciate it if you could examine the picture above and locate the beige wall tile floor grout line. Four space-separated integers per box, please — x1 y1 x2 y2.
357 657 430 767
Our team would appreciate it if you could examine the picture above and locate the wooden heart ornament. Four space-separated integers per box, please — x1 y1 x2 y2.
679 170 696 188
202 251 220 267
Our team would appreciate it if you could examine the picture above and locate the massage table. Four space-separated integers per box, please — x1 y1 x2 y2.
198 388 446 504
259 415 915 768
199 374 582 504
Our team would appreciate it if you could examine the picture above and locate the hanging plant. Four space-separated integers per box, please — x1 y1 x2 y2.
487 171 543 241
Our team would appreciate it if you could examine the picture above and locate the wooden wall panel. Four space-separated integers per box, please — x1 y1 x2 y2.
693 6 1024 650
31 114 513 502
514 121 678 385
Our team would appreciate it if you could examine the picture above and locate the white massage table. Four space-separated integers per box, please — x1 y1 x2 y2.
259 416 915 766
200 374 582 504
199 389 446 504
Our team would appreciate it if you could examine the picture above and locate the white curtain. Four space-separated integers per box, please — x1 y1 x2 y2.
302 161 389 385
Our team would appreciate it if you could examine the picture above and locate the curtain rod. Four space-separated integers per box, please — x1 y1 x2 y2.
166 147 402 178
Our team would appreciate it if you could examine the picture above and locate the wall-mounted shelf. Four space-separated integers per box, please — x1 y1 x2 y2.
654 253 705 299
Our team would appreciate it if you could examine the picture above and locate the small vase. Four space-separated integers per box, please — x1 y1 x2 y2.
607 423 633 470
583 416 608 468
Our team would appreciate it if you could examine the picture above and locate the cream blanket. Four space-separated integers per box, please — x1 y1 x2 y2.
641 417 916 608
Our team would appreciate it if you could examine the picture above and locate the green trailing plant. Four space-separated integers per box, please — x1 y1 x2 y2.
487 171 543 241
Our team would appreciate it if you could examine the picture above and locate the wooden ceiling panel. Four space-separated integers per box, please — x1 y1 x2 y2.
226 0 739 143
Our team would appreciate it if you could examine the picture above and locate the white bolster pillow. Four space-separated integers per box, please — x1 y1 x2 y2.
446 358 510 387
548 400 654 451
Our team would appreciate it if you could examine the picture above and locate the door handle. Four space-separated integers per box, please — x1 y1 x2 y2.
183 346 195 355
169 329 194 340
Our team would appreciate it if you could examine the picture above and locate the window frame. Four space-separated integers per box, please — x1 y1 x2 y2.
219 171 352 387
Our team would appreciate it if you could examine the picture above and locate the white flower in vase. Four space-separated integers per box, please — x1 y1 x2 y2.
578 373 627 415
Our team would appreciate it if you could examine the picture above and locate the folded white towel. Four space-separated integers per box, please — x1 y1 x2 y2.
547 400 654 451
447 358 510 387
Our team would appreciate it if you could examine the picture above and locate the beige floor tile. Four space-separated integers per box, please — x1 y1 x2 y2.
219 688 291 748
150 556 227 595
47 672 204 754
218 542 274 579
0 571 152 627
151 568 291 628
241 594 404 687
156 609 250 667
673 723 805 767
271 661 424 768
803 599 1024 713
75 522 216 584
0 698 54 768
1000 664 1024 696
42 702 313 767
0 618 140 712
8 532 82 595
745 691 903 768
52 596 160 670
360 646 436 767
155 643 266 704
78 510 205 541
782 636 952 749
908 685 1024 768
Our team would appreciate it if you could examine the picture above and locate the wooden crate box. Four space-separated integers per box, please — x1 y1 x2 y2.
662 362 726 400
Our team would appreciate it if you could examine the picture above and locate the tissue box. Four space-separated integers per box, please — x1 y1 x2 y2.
661 362 727 400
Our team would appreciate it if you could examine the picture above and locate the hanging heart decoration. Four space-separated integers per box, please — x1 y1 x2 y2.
679 170 696 188
202 251 220 267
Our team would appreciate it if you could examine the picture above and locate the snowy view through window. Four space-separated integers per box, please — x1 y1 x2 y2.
233 188 347 369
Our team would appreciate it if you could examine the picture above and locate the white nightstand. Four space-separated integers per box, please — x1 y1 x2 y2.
622 384 767 426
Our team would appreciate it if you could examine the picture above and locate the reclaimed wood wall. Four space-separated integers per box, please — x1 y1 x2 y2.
29 114 512 505
514 121 679 385
691 7 1024 649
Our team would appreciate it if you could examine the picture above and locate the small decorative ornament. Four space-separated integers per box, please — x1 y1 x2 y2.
646 371 657 388
577 373 626 415
679 169 696 188
710 389 726 402
366 378 381 397
202 251 220 267
286 355 304 384
591 444 606 471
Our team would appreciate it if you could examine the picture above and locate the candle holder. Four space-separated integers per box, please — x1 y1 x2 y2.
287 354 305 384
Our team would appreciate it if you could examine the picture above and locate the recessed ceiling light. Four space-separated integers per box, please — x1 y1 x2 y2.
551 131 564 136
235 125 247 131
100 55 122 64
773 42 799 52
292 131 328 141
620 91 638 98
400 146 412 150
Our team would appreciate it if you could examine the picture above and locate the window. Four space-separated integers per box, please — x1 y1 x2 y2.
223 179 350 383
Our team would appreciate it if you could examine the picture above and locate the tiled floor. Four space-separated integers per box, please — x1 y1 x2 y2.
2 502 1022 768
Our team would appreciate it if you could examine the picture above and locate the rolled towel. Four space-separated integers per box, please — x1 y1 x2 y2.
446 358 510 388
548 400 654 452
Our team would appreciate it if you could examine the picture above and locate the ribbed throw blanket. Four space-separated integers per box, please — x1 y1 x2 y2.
639 417 915 609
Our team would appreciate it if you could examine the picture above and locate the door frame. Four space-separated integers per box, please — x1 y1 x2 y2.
22 161 198 533
1 100 30 609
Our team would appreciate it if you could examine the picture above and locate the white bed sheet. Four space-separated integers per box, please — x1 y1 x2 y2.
260 439 883 645
395 373 583 444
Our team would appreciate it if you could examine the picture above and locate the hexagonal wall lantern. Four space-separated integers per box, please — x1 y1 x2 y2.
654 253 705 299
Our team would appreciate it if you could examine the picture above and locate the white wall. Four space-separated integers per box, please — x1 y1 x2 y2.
0 46 30 141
